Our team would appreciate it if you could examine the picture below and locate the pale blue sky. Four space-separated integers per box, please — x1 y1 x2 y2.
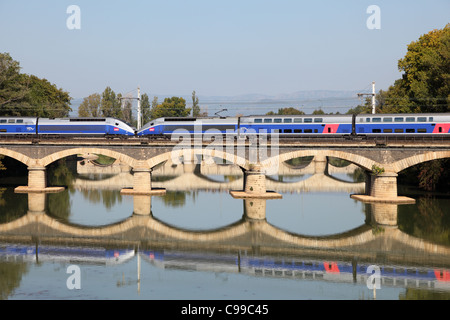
1 0 449 99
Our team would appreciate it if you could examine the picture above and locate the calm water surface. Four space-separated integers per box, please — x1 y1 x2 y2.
0 159 449 301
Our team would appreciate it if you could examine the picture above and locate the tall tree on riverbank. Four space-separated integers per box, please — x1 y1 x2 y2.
101 86 122 118
151 96 191 118
378 24 450 191
78 93 101 117
357 24 450 114
192 90 200 117
0 52 71 117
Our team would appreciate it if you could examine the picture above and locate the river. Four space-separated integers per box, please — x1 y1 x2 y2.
0 156 449 301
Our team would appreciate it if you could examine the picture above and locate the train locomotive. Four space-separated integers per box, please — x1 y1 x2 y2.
136 113 450 138
1 113 449 139
0 117 135 137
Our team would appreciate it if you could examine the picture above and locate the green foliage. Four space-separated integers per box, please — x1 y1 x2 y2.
78 93 101 117
192 90 200 117
379 24 450 113
371 164 385 175
266 107 305 115
101 86 122 118
0 52 71 117
140 93 151 125
346 103 372 115
151 96 191 118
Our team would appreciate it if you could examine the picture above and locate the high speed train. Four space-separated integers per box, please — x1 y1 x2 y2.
1 113 449 139
136 113 450 137
0 117 135 137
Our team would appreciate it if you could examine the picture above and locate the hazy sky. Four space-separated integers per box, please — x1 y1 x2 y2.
1 0 449 99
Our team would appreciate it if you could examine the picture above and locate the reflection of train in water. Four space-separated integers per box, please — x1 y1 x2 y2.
141 249 450 291
0 243 135 265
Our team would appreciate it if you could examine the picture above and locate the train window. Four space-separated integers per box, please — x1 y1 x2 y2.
16 119 23 123
439 127 443 133
406 129 415 133
283 118 292 123
383 129 392 133
293 118 302 123
272 129 280 133
394 117 404 122
383 117 392 122
417 128 427 133
372 129 381 133
0 119 6 123
366 118 370 122
304 118 312 123
264 118 272 123
314 118 323 123
254 119 262 123
417 117 426 122
429 117 434 122
294 129 302 133
274 118 282 123
406 117 415 122
284 129 292 133
304 129 313 133
372 118 381 122
395 129 404 133
8 119 15 123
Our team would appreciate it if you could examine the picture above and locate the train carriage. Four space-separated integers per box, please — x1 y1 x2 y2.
136 117 239 137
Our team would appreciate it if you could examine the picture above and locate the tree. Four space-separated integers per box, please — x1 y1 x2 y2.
140 93 151 125
192 90 200 116
121 98 133 124
0 52 30 110
151 96 191 118
78 93 101 117
380 24 450 113
266 107 305 115
101 86 122 118
0 53 71 117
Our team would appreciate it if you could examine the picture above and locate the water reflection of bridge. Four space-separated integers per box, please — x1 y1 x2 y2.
73 157 365 194
1 192 450 294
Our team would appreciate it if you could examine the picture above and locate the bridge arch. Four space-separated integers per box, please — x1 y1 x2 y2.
392 150 450 173
262 149 377 172
39 147 138 168
0 148 34 166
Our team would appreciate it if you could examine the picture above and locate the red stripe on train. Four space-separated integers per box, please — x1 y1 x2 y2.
432 124 450 134
323 124 339 134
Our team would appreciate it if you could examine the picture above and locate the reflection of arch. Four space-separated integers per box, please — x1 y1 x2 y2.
263 150 376 171
40 148 137 168
0 148 33 166
147 148 250 171
393 151 450 173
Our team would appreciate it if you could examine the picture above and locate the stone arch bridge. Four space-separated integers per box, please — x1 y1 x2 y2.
1 137 449 203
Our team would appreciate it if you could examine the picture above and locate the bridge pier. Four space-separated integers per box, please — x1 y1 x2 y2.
230 165 282 199
368 203 399 227
133 195 152 216
27 193 47 214
121 166 166 196
351 171 415 204
243 199 267 220
15 166 65 193
313 155 328 175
